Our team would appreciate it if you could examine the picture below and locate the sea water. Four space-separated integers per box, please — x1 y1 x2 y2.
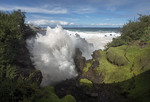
64 27 120 50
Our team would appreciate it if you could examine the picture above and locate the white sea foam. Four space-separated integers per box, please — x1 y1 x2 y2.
26 26 95 86
65 30 120 50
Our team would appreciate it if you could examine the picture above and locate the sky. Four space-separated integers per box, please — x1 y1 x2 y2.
0 0 150 27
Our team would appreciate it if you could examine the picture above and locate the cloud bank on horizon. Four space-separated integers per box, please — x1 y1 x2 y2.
0 0 150 27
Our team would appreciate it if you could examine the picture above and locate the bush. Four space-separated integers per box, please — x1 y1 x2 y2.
0 10 35 66
0 76 40 102
106 14 150 48
106 37 127 48
0 10 39 102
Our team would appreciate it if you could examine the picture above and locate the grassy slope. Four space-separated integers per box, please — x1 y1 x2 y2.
118 70 150 102
93 45 150 83
82 15 150 102
94 45 132 83
82 44 150 102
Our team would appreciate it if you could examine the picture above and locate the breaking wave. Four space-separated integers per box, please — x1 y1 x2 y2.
26 26 95 86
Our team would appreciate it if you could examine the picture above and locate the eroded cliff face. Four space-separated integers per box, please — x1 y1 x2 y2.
74 49 104 84
73 48 103 83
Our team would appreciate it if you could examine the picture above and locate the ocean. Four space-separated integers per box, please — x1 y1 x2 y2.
63 27 121 50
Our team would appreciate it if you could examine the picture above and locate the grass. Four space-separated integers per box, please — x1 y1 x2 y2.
80 44 150 102
125 45 150 74
94 48 132 83
91 45 150 83
117 70 150 102
88 44 150 102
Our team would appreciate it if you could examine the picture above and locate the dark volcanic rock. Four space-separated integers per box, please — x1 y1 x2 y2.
13 42 34 69
92 50 101 59
86 68 104 84
55 78 125 102
91 60 100 69
55 78 98 102
74 48 86 76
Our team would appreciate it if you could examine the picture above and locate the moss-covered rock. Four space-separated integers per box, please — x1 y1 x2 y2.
91 45 150 84
92 50 101 59
106 46 128 66
80 78 93 87
83 63 91 73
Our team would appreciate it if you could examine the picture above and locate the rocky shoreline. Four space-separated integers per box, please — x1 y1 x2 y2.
54 49 125 102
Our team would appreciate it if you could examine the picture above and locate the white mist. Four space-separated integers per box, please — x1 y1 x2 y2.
26 26 94 86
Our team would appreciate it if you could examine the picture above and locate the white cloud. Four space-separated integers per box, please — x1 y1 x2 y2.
73 7 97 14
27 19 74 26
0 5 67 14
91 23 123 26
27 19 123 27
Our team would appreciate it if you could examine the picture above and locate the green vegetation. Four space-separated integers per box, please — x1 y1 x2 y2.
61 95 76 102
1 10 150 102
106 46 128 66
93 45 150 83
106 15 150 48
84 44 150 102
94 47 132 83
35 86 76 102
0 10 35 67
80 78 93 87
81 14 150 102
117 70 150 102
0 10 38 102
0 10 76 102
83 63 91 73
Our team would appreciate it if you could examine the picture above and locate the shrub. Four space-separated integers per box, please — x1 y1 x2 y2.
0 10 39 102
106 14 150 48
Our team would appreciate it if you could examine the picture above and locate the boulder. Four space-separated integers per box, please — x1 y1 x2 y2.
92 50 101 59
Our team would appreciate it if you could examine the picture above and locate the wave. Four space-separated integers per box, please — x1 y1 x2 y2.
26 26 95 86
65 30 120 50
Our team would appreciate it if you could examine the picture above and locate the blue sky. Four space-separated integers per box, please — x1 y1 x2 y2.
0 0 150 27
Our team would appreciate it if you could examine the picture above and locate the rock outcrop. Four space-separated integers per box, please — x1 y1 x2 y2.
74 48 86 76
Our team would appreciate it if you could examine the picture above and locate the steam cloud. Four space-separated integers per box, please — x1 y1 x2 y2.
26 26 94 86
